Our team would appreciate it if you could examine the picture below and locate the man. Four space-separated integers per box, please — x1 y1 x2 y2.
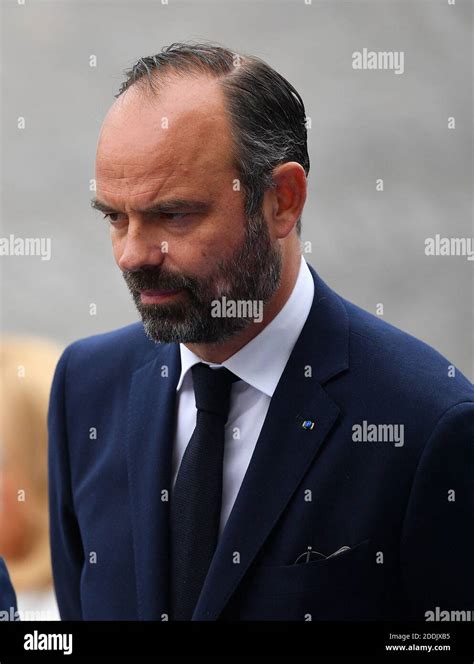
0 558 17 619
48 42 474 621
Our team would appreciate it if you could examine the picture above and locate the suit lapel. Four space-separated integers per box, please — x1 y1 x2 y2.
124 342 181 619
193 266 350 620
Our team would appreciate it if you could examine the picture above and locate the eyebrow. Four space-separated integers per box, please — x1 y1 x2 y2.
90 197 210 214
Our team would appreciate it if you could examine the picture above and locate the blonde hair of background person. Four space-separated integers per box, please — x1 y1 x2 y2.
0 337 61 619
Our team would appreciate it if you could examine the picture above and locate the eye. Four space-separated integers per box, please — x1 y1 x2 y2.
161 212 190 222
102 213 123 224
101 211 191 225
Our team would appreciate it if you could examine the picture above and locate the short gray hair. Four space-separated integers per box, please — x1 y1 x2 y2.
116 41 310 236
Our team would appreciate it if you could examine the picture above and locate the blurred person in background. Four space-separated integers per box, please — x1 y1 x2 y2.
0 338 60 620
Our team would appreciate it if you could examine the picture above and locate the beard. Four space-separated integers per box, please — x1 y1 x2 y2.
122 211 282 344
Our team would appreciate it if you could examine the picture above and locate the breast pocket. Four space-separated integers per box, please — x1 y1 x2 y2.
228 539 379 620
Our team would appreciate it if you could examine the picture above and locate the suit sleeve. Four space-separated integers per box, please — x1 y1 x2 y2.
400 400 474 618
0 557 17 618
48 345 85 620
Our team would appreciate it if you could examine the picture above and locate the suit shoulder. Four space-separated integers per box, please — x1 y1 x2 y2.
58 323 160 376
341 297 474 408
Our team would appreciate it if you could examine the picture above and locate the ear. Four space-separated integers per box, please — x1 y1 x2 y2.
263 162 307 239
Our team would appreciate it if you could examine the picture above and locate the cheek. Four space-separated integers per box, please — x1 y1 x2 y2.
201 208 247 255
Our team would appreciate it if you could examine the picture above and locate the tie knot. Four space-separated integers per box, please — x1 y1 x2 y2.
191 362 240 418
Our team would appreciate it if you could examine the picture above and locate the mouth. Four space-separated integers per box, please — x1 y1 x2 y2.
139 288 184 304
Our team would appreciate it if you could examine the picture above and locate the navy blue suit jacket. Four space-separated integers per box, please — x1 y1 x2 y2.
0 558 17 618
48 265 474 620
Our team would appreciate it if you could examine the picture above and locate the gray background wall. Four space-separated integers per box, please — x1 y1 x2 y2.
1 0 472 379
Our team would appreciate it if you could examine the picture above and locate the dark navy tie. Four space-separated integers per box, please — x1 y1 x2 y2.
170 362 240 620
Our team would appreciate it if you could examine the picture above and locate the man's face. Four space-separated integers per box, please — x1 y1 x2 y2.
95 75 282 343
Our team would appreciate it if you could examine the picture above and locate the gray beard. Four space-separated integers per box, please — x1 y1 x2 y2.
123 212 282 344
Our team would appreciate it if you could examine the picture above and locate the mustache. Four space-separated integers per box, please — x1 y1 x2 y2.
122 267 197 293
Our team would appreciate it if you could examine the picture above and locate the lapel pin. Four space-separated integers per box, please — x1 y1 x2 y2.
302 419 315 430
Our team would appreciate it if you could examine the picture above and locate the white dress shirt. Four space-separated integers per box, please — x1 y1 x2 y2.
172 255 315 537
16 587 60 621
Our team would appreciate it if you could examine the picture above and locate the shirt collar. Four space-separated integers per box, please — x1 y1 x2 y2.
176 255 314 397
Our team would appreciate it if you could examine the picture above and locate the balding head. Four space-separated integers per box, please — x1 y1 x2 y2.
91 44 308 359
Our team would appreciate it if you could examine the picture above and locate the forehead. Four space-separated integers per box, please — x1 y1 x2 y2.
95 76 237 204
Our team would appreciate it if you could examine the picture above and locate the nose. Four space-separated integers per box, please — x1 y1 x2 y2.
115 221 166 272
